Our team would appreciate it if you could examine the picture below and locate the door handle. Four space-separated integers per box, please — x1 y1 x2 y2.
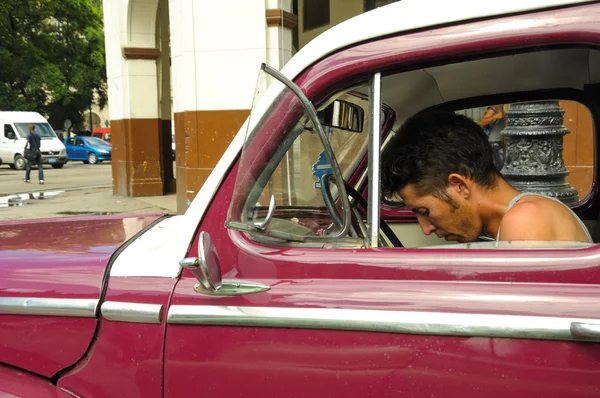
570 322 600 339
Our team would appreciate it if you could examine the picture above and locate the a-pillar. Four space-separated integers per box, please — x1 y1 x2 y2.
103 0 165 197
169 0 296 212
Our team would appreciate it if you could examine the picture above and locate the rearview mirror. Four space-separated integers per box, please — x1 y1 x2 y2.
318 100 364 133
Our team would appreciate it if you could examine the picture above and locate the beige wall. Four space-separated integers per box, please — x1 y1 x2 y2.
298 0 363 48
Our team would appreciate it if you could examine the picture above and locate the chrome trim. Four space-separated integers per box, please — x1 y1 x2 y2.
254 195 276 230
570 321 600 338
167 305 600 342
367 72 382 248
101 301 163 324
0 297 98 318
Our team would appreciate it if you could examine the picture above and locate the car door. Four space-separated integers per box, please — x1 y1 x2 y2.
0 124 19 162
164 7 600 397
73 138 86 160
64 138 76 159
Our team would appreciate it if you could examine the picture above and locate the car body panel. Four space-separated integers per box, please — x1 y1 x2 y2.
0 364 75 397
57 276 175 398
0 214 163 377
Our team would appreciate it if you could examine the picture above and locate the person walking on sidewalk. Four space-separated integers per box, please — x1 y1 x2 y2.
23 125 44 184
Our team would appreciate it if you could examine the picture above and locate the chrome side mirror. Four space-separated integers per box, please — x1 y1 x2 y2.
179 231 270 296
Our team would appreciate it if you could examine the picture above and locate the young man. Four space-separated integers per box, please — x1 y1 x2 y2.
380 112 592 243
23 125 44 184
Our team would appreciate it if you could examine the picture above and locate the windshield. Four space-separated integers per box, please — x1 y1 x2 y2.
84 137 110 146
14 122 57 139
104 133 111 142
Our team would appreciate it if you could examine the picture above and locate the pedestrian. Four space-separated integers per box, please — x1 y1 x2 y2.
23 125 44 184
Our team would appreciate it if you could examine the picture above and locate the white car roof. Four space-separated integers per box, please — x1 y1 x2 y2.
0 111 48 123
280 0 591 81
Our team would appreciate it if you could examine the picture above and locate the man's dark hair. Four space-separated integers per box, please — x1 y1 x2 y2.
381 111 500 200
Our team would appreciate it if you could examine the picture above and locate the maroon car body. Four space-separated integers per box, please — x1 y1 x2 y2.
2 1 600 397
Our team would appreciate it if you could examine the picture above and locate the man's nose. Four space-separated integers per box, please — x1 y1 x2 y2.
416 215 436 235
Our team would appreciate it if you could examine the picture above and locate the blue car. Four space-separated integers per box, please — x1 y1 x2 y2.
63 136 112 164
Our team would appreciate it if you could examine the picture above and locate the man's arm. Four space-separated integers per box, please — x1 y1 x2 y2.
497 202 555 241
478 108 503 126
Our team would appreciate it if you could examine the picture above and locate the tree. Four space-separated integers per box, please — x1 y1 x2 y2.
0 0 107 130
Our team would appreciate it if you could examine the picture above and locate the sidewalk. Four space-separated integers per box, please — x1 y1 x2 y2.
0 186 178 221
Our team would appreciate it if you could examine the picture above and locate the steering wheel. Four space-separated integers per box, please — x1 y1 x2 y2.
320 173 403 247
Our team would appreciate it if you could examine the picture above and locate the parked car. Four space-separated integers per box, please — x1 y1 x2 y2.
63 136 112 164
91 127 111 145
3 1 600 397
0 111 67 169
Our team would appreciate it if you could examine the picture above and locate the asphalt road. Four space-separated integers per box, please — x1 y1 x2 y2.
0 161 113 195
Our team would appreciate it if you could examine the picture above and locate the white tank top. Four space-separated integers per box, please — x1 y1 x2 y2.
496 192 592 243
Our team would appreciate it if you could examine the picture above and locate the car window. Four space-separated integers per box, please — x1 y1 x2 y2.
226 67 367 245
14 122 57 139
65 138 74 145
85 137 108 146
4 124 15 137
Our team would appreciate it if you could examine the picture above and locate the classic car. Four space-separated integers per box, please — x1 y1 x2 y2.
2 1 600 397
64 136 112 164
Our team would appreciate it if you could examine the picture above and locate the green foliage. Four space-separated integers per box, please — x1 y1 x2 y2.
0 0 107 130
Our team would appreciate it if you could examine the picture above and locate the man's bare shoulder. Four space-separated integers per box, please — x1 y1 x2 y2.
499 199 555 241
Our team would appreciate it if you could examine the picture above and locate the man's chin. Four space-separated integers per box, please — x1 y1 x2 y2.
444 235 473 243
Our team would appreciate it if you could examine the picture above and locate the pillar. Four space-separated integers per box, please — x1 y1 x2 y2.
103 0 164 197
500 101 579 204
169 0 295 212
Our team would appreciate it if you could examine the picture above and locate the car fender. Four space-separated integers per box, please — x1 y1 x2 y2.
0 364 74 397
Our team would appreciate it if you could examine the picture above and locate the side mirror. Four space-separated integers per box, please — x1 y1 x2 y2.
318 100 365 133
6 132 16 140
179 231 269 296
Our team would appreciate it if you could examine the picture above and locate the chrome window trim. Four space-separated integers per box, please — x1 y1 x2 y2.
367 72 382 247
0 297 98 318
101 301 163 324
167 305 600 342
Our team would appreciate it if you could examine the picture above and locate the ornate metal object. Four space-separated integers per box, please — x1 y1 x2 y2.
499 101 578 204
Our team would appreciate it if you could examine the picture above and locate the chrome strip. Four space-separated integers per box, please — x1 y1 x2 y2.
0 297 98 318
167 305 600 342
101 301 163 324
367 72 382 248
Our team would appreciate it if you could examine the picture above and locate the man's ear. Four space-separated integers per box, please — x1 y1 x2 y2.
447 173 471 198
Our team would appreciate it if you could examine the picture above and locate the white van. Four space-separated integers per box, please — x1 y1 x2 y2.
0 112 67 169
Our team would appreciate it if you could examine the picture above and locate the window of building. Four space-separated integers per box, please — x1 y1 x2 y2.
303 0 330 31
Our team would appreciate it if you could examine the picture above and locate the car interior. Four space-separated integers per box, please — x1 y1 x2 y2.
229 45 599 249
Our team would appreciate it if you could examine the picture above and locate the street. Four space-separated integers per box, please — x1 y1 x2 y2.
0 161 112 196
0 161 177 221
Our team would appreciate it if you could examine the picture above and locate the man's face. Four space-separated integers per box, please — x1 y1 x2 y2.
398 183 481 243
